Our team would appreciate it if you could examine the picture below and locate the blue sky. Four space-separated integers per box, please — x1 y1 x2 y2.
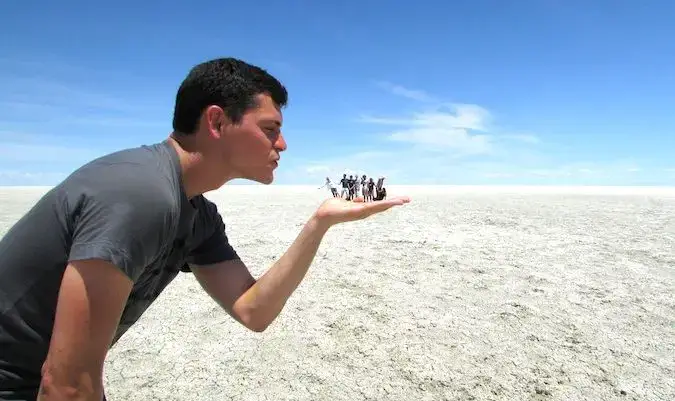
1 0 674 186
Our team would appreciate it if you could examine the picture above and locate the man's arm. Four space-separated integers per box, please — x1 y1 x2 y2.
38 260 133 401
191 216 329 332
191 195 409 333
37 165 176 399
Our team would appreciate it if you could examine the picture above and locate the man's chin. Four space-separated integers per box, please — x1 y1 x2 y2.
244 173 275 185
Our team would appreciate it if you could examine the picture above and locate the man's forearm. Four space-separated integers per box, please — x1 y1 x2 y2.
235 215 330 331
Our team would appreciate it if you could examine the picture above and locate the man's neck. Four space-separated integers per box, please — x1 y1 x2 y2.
166 134 227 199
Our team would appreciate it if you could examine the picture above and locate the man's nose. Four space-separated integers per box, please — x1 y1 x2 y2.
274 132 287 152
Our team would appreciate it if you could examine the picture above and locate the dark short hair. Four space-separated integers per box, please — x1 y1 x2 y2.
172 57 288 134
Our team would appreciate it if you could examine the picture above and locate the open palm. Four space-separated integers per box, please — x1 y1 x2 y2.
314 196 411 226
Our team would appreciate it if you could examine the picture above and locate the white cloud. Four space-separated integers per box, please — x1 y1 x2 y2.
293 155 661 186
503 134 541 144
375 81 437 102
292 84 543 184
361 104 491 130
527 168 573 177
361 103 494 155
0 61 168 187
482 171 515 178
509 161 649 182
388 128 492 154
2 77 136 113
0 61 166 130
290 81 667 185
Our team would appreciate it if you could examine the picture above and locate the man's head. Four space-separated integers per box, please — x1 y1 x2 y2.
172 57 288 186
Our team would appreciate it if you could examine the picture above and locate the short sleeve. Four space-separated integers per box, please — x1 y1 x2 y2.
67 173 175 282
184 197 239 268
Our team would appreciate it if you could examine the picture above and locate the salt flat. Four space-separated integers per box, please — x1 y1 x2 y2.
1 185 674 400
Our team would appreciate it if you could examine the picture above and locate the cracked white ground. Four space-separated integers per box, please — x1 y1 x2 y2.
2 185 673 401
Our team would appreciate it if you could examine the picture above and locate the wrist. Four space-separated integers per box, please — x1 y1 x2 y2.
308 213 333 233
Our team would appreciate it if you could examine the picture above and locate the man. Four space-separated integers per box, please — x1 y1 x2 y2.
0 57 409 400
351 174 361 199
361 175 368 200
339 173 349 198
366 177 375 202
319 177 338 197
347 174 356 200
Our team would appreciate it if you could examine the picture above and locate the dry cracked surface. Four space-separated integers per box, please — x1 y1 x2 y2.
1 186 673 400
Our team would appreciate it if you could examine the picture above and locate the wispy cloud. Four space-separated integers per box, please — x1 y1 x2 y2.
374 81 437 102
0 58 166 128
493 161 646 182
295 152 664 186
360 103 494 155
2 77 135 113
292 84 533 183
503 133 541 144
0 100 165 127
361 104 491 130
0 58 170 185
294 82 667 186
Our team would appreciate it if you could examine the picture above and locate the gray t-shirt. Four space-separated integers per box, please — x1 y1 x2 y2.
0 140 239 395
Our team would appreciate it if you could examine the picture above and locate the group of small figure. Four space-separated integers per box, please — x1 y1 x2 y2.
319 174 387 202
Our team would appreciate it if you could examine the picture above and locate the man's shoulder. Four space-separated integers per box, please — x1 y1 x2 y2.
59 142 181 217
72 142 170 175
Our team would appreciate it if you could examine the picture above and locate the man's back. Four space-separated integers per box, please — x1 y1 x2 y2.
0 140 226 396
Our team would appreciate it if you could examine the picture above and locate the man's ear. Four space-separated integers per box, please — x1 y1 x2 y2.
204 105 227 137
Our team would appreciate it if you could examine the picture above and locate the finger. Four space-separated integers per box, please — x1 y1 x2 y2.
357 196 410 210
358 198 408 216
372 196 411 206
394 196 411 203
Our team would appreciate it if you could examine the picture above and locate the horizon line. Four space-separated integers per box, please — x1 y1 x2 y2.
2 184 675 188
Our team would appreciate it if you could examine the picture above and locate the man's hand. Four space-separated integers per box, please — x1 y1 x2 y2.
38 259 132 400
312 196 411 227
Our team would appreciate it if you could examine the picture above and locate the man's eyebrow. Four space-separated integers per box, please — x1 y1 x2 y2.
261 119 282 127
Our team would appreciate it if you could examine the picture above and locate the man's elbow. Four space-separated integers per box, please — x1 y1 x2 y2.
231 304 272 333
247 321 270 333
238 310 271 333
39 364 101 400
